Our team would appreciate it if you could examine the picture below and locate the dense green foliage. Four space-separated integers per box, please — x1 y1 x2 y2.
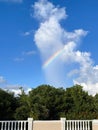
0 89 18 120
0 84 98 120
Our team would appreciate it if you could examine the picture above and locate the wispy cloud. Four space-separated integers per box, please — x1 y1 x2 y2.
0 76 6 84
21 30 34 36
22 31 31 36
0 0 22 3
33 0 98 95
4 84 31 95
9 88 31 96
0 76 22 95
14 57 24 62
14 50 36 62
22 50 36 56
0 78 31 96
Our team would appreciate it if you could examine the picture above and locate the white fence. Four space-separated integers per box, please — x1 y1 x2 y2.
64 120 92 130
0 118 33 130
0 118 92 130
0 121 28 130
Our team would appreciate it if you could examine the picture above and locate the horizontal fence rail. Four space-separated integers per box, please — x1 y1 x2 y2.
0 121 28 130
65 120 92 130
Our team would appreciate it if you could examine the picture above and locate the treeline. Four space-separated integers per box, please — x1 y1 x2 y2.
0 84 98 120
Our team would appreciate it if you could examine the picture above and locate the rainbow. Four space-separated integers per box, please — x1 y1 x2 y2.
43 47 64 68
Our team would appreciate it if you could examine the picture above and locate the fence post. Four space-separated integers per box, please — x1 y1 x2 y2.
61 118 66 130
28 118 33 130
92 120 98 130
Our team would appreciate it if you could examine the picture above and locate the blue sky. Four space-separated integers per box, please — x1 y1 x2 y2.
0 0 98 95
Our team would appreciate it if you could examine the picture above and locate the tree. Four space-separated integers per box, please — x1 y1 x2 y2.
14 87 31 120
93 94 98 119
15 85 96 120
29 85 65 120
0 88 17 120
0 84 97 120
64 85 95 119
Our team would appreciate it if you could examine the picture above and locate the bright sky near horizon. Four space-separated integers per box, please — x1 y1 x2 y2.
0 0 98 95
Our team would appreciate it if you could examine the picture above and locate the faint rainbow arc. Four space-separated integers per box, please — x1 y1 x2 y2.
43 48 64 68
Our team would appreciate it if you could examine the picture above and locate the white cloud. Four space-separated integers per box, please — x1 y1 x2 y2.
74 81 98 96
10 89 21 95
4 84 22 95
35 18 64 59
8 88 31 96
14 50 36 63
25 88 32 94
33 0 98 95
0 0 22 3
22 50 36 56
0 76 6 84
22 30 34 36
34 0 67 21
22 32 31 36
3 83 31 96
34 0 87 61
14 57 24 62
0 80 22 95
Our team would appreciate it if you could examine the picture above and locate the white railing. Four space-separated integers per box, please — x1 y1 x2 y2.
65 120 92 130
0 118 92 130
0 118 33 130
0 120 28 130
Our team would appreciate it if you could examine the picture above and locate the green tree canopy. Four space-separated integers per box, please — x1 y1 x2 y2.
0 84 98 120
0 89 17 120
29 85 65 120
64 85 95 119
14 87 31 120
